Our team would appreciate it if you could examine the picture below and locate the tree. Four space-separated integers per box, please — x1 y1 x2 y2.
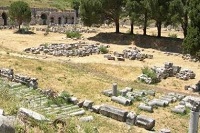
183 0 200 58
80 0 125 33
9 1 31 30
125 0 149 35
71 0 80 18
169 0 189 37
80 0 103 27
147 0 171 37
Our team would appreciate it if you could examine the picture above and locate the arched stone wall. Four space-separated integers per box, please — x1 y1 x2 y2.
0 7 76 26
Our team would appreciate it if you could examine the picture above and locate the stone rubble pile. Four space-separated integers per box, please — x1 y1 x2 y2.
171 95 200 115
102 84 155 105
184 81 200 92
96 104 155 130
182 54 199 62
35 25 97 34
0 68 38 89
138 62 196 84
104 47 153 61
24 43 109 57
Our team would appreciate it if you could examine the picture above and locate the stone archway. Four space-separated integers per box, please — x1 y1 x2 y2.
41 13 47 25
2 12 7 25
58 17 61 25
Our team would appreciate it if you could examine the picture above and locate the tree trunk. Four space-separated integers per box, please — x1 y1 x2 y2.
130 20 134 34
115 18 120 33
19 24 21 30
143 11 147 35
156 21 162 37
182 13 188 38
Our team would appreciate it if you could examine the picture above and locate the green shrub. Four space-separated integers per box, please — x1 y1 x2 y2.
141 67 159 84
66 31 81 39
99 46 109 54
36 66 42 71
168 33 177 38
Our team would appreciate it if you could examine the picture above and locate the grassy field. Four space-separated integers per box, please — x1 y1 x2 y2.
0 0 72 10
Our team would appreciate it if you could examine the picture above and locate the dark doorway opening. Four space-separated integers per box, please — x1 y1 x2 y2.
41 14 47 25
65 17 68 24
2 12 7 25
71 17 74 24
58 17 61 25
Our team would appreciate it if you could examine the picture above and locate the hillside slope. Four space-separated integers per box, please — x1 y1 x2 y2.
0 0 72 10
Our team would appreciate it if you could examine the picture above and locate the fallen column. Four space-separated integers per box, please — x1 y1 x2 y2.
135 115 155 130
99 104 128 122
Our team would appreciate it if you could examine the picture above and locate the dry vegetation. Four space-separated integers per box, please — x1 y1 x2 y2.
0 26 199 132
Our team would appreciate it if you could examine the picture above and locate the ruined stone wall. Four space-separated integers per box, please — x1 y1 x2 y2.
0 7 76 26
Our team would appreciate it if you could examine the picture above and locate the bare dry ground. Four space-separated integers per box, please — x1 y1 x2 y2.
0 26 199 133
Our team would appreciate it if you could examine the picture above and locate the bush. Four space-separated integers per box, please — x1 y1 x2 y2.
66 31 81 39
168 33 177 38
99 46 109 54
141 67 159 84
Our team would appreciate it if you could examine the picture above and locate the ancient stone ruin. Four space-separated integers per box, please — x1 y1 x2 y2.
24 43 109 57
138 62 196 84
185 81 200 92
104 47 153 61
0 7 76 26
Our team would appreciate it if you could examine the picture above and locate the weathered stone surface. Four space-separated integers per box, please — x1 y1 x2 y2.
0 115 15 133
69 97 78 104
111 96 132 106
0 109 4 115
79 116 94 122
83 100 94 109
171 105 186 114
99 104 128 122
126 112 137 125
135 115 155 130
138 103 153 113
69 110 85 116
18 108 47 121
91 105 102 114
102 89 113 97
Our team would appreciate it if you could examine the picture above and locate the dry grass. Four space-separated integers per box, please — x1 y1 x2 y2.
0 26 199 132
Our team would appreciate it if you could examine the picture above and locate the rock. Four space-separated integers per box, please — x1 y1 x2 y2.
69 110 85 116
135 115 155 130
126 112 137 125
83 100 94 109
99 104 128 122
79 116 94 122
111 96 132 105
18 108 47 121
138 103 153 113
0 109 4 115
0 115 15 133
91 105 102 113
69 97 78 104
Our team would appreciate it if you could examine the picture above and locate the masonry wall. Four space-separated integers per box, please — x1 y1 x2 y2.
0 7 76 26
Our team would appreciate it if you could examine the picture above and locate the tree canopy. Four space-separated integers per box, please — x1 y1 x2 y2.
9 1 31 30
80 0 125 33
183 0 200 58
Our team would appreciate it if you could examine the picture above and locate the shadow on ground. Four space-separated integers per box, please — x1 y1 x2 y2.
134 34 184 53
14 29 35 35
88 32 134 45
